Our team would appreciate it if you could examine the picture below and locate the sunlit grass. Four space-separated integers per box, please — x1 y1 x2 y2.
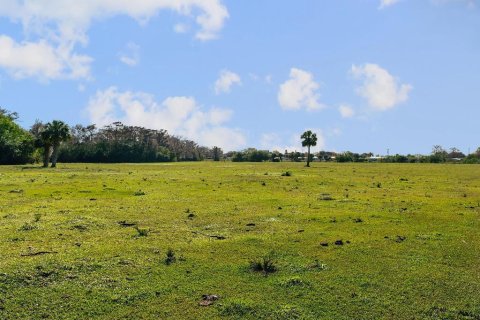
0 162 479 319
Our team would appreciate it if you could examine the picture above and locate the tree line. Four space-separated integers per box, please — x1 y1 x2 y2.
0 109 222 166
1 109 479 165
228 146 480 164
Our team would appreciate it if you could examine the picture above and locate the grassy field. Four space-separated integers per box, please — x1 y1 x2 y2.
0 162 479 319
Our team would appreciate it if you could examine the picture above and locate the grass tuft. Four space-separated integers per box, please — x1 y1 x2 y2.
164 248 176 265
250 255 277 276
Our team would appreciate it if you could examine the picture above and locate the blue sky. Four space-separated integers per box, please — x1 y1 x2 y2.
0 0 479 154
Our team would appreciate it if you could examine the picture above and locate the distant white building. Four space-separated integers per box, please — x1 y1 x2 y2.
368 156 384 162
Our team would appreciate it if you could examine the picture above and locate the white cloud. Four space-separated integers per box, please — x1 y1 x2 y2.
0 0 229 80
0 35 91 80
0 0 229 42
86 87 245 151
119 42 140 67
339 104 355 118
351 63 412 111
278 68 325 111
214 70 241 94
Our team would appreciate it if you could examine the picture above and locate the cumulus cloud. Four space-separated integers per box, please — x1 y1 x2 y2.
338 104 355 118
214 70 241 94
119 42 140 67
0 35 91 80
278 68 325 111
351 63 412 111
0 0 229 80
86 87 245 151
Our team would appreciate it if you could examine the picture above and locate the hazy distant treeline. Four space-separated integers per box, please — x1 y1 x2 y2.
1 109 479 165
226 148 480 164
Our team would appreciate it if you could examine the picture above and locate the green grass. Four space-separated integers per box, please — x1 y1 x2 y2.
0 162 479 319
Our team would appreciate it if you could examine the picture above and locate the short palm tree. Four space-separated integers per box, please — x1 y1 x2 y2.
41 120 71 167
301 130 317 167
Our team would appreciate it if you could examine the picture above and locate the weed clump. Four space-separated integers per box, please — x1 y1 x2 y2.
134 226 149 237
221 299 256 317
250 255 277 276
19 223 37 231
279 276 306 287
134 190 146 196
164 248 176 265
271 305 302 319
310 259 328 270
319 193 334 201
281 171 292 177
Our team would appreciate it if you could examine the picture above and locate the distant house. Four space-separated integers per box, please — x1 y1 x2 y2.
368 156 384 162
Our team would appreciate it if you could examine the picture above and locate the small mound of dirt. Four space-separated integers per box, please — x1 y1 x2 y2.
199 294 219 306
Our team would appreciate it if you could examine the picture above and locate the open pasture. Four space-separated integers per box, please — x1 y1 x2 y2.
0 162 479 319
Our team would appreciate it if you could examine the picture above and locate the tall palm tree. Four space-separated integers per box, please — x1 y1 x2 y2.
41 120 71 168
301 130 317 167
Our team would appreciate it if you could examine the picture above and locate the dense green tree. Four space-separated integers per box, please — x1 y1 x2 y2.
0 112 34 165
301 130 317 167
41 120 71 167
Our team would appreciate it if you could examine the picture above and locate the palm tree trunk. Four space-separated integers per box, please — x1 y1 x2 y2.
307 146 311 167
42 145 51 168
50 143 60 168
